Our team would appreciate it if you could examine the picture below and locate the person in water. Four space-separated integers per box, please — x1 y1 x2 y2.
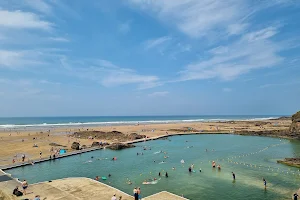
217 165 221 170
199 168 202 172
158 172 161 176
165 172 168 177
95 176 99 181
108 174 111 177
263 178 267 189
212 161 216 168
232 172 236 180
188 167 192 173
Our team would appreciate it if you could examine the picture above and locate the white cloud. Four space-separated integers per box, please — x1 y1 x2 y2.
148 91 169 97
223 88 232 92
0 10 52 30
0 49 50 69
24 0 52 14
145 36 172 50
49 37 69 42
129 0 249 38
59 58 161 89
179 26 284 81
227 23 248 35
119 21 131 34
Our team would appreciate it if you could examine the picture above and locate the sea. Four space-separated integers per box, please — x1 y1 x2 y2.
0 115 283 129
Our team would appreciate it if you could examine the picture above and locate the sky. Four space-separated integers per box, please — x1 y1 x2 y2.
0 0 300 117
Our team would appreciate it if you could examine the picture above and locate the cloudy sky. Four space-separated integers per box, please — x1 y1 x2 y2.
0 0 300 117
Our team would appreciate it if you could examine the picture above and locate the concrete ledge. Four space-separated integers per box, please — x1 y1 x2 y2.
143 191 189 200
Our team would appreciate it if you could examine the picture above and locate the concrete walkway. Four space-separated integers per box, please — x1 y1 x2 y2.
17 177 133 200
143 191 189 200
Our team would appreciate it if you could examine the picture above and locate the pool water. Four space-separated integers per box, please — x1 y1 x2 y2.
5 135 300 200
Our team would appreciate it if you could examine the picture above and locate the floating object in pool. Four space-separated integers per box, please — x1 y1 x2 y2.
102 177 107 180
143 180 158 185
192 170 196 173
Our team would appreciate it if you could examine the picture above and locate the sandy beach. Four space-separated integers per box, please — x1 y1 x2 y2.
0 119 291 167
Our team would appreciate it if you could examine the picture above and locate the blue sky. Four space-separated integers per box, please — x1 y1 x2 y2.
0 0 300 117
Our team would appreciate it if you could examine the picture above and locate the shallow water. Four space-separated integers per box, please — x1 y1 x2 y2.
5 135 300 200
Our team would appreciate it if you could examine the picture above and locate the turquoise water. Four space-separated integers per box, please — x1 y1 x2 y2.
5 135 300 200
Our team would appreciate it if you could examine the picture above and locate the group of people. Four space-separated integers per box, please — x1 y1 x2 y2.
133 187 141 200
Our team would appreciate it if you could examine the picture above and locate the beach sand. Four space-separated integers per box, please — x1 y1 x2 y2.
0 119 291 167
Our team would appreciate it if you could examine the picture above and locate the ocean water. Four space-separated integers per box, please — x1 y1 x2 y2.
0 115 282 129
5 134 300 200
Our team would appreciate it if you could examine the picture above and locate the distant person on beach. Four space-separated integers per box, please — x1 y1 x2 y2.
22 154 25 162
39 151 42 158
21 180 28 195
232 172 236 180
34 195 41 200
263 178 267 189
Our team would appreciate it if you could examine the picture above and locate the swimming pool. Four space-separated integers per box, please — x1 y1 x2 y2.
5 134 300 200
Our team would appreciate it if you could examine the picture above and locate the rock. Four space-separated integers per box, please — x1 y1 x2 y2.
277 158 300 168
128 133 146 140
71 142 80 150
107 143 135 150
91 142 100 147
81 145 87 149
49 143 66 147
289 111 300 136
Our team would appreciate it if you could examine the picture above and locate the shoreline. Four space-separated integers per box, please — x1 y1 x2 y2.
0 118 294 167
1 130 297 171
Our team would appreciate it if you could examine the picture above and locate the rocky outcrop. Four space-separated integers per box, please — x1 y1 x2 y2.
277 158 300 168
106 143 135 150
289 111 300 135
91 142 100 147
71 142 80 150
128 133 146 140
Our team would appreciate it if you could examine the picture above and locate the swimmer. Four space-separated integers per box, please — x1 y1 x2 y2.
165 172 168 178
127 180 132 185
217 165 221 170
181 159 185 164
95 176 99 181
108 174 111 177
232 172 236 180
199 168 202 172
159 172 161 176
188 167 192 173
172 167 176 170
191 164 194 169
212 161 216 168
